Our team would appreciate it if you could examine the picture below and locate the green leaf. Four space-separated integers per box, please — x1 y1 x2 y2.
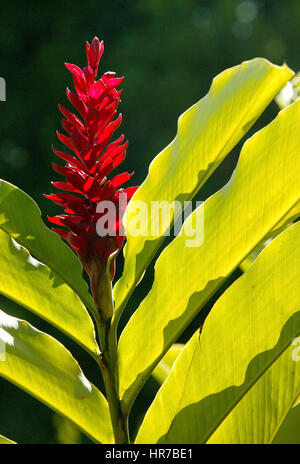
113 59 293 317
272 403 300 444
118 98 300 412
240 201 300 272
135 223 300 444
0 434 16 444
0 229 99 356
152 344 184 384
0 180 96 316
0 310 113 443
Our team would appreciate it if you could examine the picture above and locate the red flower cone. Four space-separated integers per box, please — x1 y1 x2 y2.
45 37 137 310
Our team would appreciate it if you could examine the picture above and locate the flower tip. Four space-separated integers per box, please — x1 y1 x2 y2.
65 63 78 74
91 36 102 48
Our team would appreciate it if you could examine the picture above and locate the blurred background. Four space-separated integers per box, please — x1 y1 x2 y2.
0 0 299 443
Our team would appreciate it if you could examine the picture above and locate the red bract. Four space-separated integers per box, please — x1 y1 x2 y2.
45 37 138 281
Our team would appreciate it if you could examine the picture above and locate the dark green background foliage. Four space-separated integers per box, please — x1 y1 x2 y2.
0 0 299 443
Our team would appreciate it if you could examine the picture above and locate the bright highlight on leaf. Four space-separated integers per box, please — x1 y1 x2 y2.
152 344 184 384
0 434 16 444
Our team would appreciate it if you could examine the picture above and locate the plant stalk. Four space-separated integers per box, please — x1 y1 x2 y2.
92 269 129 444
98 323 129 443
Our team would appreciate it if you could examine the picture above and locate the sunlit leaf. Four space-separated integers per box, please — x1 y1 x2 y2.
272 403 300 444
240 201 300 272
0 434 16 444
152 344 184 384
0 229 99 356
118 98 300 413
114 59 293 318
0 310 113 443
0 180 96 316
136 223 300 444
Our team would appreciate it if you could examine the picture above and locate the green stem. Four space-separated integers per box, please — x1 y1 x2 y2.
97 317 129 444
93 274 129 444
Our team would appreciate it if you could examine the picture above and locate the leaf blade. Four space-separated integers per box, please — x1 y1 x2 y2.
152 344 184 384
0 434 16 444
0 310 113 443
0 228 99 356
118 98 300 412
0 180 96 315
272 403 300 444
114 59 293 315
136 223 300 444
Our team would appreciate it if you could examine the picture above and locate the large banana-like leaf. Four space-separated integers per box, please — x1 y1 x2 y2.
0 310 113 443
152 344 184 384
0 180 96 316
0 434 15 444
135 223 300 444
113 59 293 316
118 98 300 412
240 200 300 272
272 403 300 444
0 229 99 356
239 74 300 273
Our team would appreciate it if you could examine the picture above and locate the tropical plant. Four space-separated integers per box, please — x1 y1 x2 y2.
0 37 299 444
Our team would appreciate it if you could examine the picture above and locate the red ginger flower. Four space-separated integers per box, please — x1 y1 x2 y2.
45 37 138 281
